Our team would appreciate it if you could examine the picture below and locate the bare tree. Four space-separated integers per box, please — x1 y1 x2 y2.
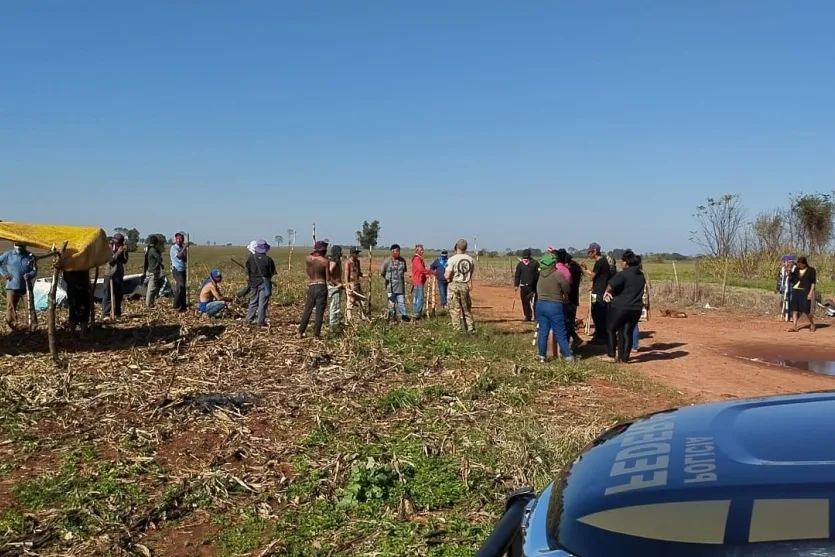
751 210 785 253
690 194 746 258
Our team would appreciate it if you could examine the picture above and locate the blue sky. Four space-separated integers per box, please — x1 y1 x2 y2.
3 1 834 253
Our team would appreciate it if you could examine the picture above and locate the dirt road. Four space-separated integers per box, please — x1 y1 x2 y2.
469 280 835 402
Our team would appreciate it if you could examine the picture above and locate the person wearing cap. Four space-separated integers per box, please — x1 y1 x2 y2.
0 243 37 331
514 248 539 322
535 252 573 362
299 240 330 337
327 245 346 332
345 247 368 322
381 244 410 322
170 232 189 312
102 233 129 320
557 248 585 348
777 254 796 322
198 269 230 318
410 244 434 320
445 239 476 332
245 240 276 327
236 240 259 301
580 242 614 343
429 249 450 311
143 235 164 308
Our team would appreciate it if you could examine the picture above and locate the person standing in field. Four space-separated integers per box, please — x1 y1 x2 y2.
535 252 573 362
245 240 276 328
631 255 651 351
63 269 91 335
345 247 368 322
788 256 817 332
170 232 189 312
603 249 646 363
557 249 584 349
0 243 37 331
776 254 796 322
429 249 450 311
381 244 410 322
445 239 476 332
298 241 330 338
514 249 539 322
101 233 129 320
198 269 230 318
327 244 346 332
410 244 433 320
236 240 259 301
580 242 613 344
143 235 164 307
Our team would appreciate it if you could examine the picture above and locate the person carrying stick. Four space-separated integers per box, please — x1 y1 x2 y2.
345 247 369 322
0 243 38 332
101 233 128 321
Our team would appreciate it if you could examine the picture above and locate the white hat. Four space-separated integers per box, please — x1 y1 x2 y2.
247 240 258 254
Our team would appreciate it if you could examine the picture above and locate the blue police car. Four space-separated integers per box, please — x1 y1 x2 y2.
477 391 835 556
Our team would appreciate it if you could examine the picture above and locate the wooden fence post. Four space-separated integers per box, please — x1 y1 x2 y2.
721 257 730 305
672 261 681 299
48 241 69 363
693 260 700 304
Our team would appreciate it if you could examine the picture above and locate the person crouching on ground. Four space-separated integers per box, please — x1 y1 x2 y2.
299 241 330 338
788 256 816 332
198 269 230 318
327 245 346 333
444 239 476 332
429 250 450 311
514 249 539 322
535 252 573 362
245 240 276 328
603 249 646 363
0 243 37 331
381 244 410 322
102 233 128 320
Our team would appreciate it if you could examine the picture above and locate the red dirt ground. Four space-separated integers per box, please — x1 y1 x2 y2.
469 280 835 402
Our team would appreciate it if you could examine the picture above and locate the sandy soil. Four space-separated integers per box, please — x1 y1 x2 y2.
469 280 835 402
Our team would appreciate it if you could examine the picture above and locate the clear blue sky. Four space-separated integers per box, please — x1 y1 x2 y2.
3 1 834 253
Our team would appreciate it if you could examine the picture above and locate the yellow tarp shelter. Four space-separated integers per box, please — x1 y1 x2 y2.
0 222 111 271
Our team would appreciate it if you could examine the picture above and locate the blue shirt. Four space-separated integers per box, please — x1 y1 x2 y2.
170 244 187 272
0 249 37 291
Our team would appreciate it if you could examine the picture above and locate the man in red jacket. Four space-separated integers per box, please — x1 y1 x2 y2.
411 244 434 320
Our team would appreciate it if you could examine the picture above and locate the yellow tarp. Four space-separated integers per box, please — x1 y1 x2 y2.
0 222 111 271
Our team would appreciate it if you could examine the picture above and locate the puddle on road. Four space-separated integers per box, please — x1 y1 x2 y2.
767 360 835 376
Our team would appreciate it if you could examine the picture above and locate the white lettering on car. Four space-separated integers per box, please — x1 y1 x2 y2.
683 437 717 484
605 417 674 495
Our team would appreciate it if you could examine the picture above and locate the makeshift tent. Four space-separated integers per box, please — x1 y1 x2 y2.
0 222 110 271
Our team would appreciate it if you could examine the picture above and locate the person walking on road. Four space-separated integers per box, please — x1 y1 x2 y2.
429 249 450 311
580 242 613 343
245 240 276 327
788 256 817 333
0 243 37 331
514 249 539 322
445 239 476 332
410 244 433 320
299 241 330 338
603 249 646 363
535 252 573 362
170 232 189 312
381 244 410 322
143 236 164 307
102 233 129 320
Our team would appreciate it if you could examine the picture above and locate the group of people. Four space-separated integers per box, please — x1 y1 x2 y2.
515 243 649 364
296 239 476 338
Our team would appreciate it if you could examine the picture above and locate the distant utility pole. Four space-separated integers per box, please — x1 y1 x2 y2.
312 223 316 244
474 236 478 261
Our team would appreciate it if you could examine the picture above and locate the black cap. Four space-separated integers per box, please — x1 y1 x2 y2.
522 249 532 258
350 246 360 254
390 244 401 251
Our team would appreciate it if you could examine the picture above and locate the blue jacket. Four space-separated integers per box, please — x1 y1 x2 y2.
430 256 449 283
0 248 37 292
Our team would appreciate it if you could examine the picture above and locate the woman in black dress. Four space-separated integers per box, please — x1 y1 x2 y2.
788 256 816 332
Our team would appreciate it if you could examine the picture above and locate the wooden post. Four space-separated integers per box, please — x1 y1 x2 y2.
721 257 730 305
48 242 69 363
693 260 700 304
90 267 99 328
474 236 478 262
109 278 116 319
368 246 374 314
185 233 190 308
312 223 316 244
672 261 681 299
288 230 295 272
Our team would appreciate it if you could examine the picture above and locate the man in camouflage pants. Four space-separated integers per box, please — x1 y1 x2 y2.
444 239 476 332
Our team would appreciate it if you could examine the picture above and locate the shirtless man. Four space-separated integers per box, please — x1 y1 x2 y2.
327 245 346 332
198 269 230 318
345 247 369 322
298 241 330 338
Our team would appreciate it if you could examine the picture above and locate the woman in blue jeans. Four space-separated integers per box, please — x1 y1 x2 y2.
535 253 573 362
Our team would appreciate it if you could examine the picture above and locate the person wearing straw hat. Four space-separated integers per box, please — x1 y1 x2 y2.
102 233 129 320
245 239 276 327
0 243 37 331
